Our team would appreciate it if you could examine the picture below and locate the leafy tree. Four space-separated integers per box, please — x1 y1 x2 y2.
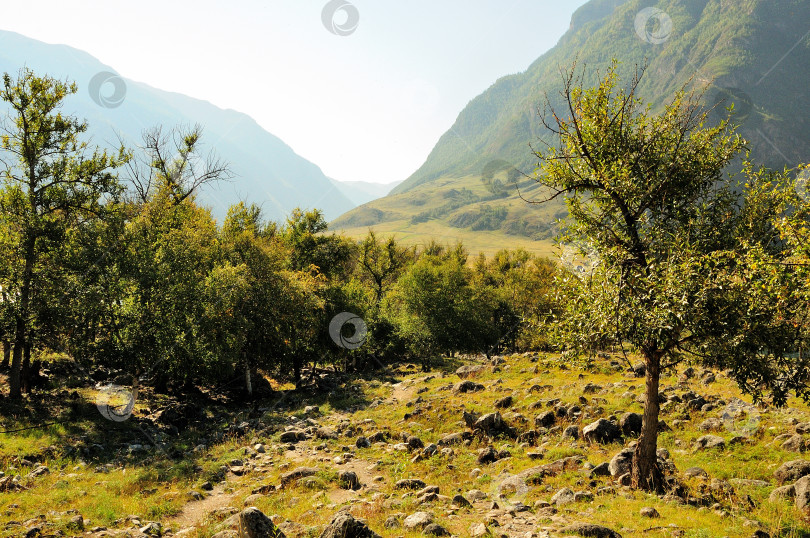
357 231 412 307
530 61 809 491
282 208 355 278
393 245 497 361
0 69 127 398
210 202 323 393
474 249 561 352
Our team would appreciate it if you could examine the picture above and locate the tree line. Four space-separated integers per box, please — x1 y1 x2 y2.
0 68 560 401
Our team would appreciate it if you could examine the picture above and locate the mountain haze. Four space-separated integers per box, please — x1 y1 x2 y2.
0 30 362 221
333 0 810 254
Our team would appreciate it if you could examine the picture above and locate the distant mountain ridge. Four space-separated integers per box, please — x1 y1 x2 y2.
0 29 365 221
394 0 810 194
333 0 810 254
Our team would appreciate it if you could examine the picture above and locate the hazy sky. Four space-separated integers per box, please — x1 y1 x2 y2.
3 0 588 184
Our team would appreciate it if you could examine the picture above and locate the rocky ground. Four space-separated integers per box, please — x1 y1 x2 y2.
1 352 810 537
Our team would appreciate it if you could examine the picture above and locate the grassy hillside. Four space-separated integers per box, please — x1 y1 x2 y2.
333 0 810 251
333 167 564 257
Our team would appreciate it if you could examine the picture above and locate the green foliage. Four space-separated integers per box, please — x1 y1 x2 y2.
533 60 810 490
0 68 128 397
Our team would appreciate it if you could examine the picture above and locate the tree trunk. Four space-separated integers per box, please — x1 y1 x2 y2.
9 236 35 399
0 340 9 369
293 354 302 387
21 338 32 393
631 350 664 492
244 357 253 397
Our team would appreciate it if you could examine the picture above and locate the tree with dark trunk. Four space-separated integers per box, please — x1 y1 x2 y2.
530 61 810 491
0 68 126 398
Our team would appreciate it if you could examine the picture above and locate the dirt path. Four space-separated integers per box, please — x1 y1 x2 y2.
168 478 239 530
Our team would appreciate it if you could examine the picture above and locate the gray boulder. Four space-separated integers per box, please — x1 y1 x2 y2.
769 484 796 503
403 511 433 529
774 460 810 484
338 470 360 490
795 475 810 512
619 413 643 437
609 447 635 477
583 419 622 444
455 365 485 379
694 435 725 450
319 512 380 538
454 380 484 393
535 410 555 428
239 507 286 538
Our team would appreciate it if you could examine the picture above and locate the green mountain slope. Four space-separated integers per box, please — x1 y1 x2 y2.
333 0 810 254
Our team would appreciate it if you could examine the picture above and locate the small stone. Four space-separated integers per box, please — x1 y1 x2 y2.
550 487 575 506
423 523 450 536
403 511 433 529
338 470 360 490
640 507 660 518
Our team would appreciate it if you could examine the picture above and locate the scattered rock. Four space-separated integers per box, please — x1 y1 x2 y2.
781 435 807 453
561 522 623 538
769 484 796 503
684 467 709 479
640 507 660 518
774 460 810 484
582 419 622 444
455 380 485 393
422 523 450 536
535 411 555 429
456 365 485 379
619 413 642 437
279 430 307 444
239 507 286 538
550 487 575 506
698 418 723 432
609 447 635 477
403 511 433 530
694 435 725 450
494 395 513 409
437 432 470 446
477 447 500 465
338 470 360 490
279 467 318 487
590 462 610 478
469 522 490 537
66 515 84 531
319 512 381 538
472 413 513 437
451 494 472 508
795 475 810 512
396 478 427 490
